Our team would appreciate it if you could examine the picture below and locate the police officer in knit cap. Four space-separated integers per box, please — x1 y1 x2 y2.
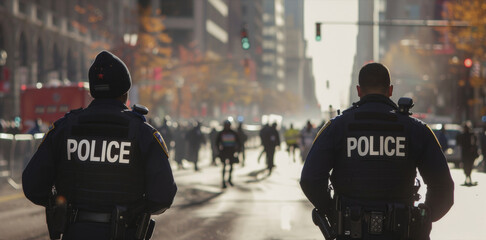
300 62 454 239
23 50 177 240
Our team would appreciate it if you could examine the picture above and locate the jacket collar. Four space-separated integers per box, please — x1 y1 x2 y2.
88 98 128 110
354 94 398 110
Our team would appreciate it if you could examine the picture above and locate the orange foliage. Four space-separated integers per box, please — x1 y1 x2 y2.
445 0 486 59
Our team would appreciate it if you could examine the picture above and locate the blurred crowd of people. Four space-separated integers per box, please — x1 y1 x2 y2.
147 117 326 177
0 118 23 134
0 117 49 135
5 113 486 188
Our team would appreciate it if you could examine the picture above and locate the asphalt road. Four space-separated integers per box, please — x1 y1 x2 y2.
0 146 485 239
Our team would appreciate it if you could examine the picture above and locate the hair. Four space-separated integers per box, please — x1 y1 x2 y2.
358 63 391 94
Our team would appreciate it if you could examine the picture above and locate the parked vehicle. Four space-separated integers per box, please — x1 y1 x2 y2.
20 83 92 132
430 123 462 168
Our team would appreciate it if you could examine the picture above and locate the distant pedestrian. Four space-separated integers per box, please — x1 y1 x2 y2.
300 120 315 162
216 120 241 188
173 122 187 169
158 117 174 152
27 118 44 135
262 123 280 175
237 121 248 166
209 127 219 166
185 121 206 171
457 122 479 186
257 123 270 163
437 124 448 151
284 123 300 162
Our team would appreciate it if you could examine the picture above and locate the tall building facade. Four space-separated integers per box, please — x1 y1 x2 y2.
381 0 452 115
262 0 285 89
0 0 136 119
284 0 319 117
160 0 231 60
284 0 305 98
350 0 455 119
350 0 376 105
240 0 264 82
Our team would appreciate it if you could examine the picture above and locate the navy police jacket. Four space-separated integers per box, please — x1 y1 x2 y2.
300 94 454 222
23 99 177 215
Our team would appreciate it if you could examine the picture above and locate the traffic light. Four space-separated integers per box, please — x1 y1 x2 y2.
464 58 472 68
241 28 250 50
315 23 321 41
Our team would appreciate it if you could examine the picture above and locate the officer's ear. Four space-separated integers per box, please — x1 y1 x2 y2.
356 85 363 97
387 85 393 97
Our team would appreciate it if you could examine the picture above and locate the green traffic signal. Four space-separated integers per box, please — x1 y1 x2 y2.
316 22 321 41
242 37 250 50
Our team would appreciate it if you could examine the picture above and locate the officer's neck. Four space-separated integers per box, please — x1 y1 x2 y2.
358 94 397 109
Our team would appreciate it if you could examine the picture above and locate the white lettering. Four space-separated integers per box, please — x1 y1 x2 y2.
78 139 89 161
101 140 107 162
119 142 131 164
358 136 369 156
346 136 407 158
67 139 77 160
379 136 384 156
90 140 100 162
396 137 406 157
107 141 119 163
369 136 379 156
65 139 131 163
347 138 357 157
384 136 395 156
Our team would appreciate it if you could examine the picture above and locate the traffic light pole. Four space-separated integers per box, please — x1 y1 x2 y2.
315 19 469 27
315 19 469 39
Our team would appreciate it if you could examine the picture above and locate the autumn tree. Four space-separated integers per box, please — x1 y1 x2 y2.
445 0 486 60
131 3 173 112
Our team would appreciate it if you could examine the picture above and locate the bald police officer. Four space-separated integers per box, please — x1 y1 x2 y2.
300 63 454 239
22 51 177 240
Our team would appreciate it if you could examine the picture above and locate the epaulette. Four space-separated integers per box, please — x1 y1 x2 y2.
54 107 83 127
65 107 83 116
125 104 149 122
41 108 83 143
341 102 359 114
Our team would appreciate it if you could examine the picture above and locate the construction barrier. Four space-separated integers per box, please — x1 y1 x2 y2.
0 133 44 188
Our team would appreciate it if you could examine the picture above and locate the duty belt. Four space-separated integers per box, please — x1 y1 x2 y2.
72 210 112 223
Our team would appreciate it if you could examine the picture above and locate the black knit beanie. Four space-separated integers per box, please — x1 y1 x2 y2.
88 51 131 98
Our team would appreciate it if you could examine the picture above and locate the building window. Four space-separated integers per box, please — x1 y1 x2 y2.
262 41 275 50
18 0 28 15
36 5 44 22
19 33 28 67
206 20 228 44
209 0 228 17
262 67 273 75
159 0 194 17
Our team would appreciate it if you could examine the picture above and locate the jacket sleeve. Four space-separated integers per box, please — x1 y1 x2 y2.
417 126 454 222
143 127 177 214
300 121 335 213
22 125 58 207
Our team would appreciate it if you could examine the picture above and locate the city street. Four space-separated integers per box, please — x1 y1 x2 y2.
0 146 485 239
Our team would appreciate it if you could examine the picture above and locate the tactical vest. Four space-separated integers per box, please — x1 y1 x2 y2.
331 109 417 202
55 107 145 211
